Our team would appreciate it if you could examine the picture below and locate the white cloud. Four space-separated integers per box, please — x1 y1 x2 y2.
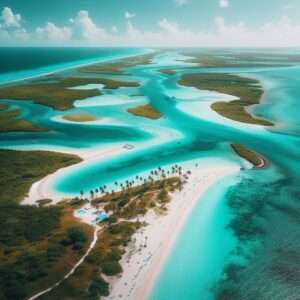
125 11 135 19
1 7 21 27
175 0 188 6
219 0 229 8
36 22 72 41
1 7 300 47
73 10 108 41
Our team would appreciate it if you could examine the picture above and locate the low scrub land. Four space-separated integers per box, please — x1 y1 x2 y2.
78 53 155 74
183 51 290 68
231 143 265 167
127 104 162 119
0 77 139 111
0 104 46 132
63 113 97 122
179 73 273 126
159 69 176 75
0 149 81 203
0 150 92 300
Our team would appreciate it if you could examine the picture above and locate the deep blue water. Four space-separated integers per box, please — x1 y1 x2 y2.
0 47 148 84
0 47 140 73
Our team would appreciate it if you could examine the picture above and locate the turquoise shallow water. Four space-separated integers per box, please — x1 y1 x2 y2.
1 49 300 299
151 173 240 300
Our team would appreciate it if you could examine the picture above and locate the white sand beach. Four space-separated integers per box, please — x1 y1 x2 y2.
104 162 240 300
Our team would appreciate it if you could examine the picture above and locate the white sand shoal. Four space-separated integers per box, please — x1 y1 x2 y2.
104 163 240 300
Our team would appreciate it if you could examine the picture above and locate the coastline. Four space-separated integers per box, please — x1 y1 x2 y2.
0 48 154 86
104 162 240 300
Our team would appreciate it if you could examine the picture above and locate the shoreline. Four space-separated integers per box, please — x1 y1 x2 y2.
104 162 240 300
0 49 154 86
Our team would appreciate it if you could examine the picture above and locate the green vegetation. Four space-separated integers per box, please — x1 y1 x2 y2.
0 104 46 132
0 83 100 111
78 52 156 74
0 149 81 203
63 112 97 122
159 69 176 75
60 76 140 89
0 147 186 299
41 173 185 299
127 104 162 119
0 202 93 300
0 149 92 300
183 51 290 68
179 73 273 126
0 76 139 111
231 143 265 167
37 198 53 207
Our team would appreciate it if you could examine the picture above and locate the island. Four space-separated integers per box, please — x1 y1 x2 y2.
127 104 162 119
179 73 273 126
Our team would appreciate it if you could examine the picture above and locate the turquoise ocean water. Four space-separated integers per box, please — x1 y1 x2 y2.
0 48 300 299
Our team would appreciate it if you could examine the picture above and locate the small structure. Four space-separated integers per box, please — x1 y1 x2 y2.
96 211 108 223
123 144 134 150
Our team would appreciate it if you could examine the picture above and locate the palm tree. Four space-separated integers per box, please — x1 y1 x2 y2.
90 190 94 200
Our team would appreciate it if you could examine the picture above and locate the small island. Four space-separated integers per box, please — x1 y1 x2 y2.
179 73 273 126
231 143 266 168
127 104 162 119
0 103 46 132
0 77 140 111
159 69 176 75
78 53 156 74
63 113 98 122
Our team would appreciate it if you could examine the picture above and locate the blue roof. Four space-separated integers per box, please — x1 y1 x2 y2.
96 212 108 222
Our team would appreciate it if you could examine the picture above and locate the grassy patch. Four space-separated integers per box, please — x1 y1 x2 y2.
61 77 140 89
183 51 290 68
179 73 273 126
0 106 46 132
0 83 100 111
0 202 93 300
78 53 155 74
0 149 82 203
159 69 176 75
0 77 139 111
127 104 162 119
63 113 97 122
231 144 265 167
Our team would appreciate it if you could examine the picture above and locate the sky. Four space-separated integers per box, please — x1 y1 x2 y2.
0 0 300 47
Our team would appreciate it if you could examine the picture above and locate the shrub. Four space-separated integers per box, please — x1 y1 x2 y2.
101 260 122 276
88 278 109 298
61 227 86 248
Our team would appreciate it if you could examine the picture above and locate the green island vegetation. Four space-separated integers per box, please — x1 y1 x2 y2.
63 113 98 122
0 103 46 133
0 149 94 300
179 73 273 126
42 165 187 299
183 51 291 68
231 143 265 168
0 76 139 111
127 104 162 119
0 149 82 203
159 69 176 75
78 52 156 74
0 147 189 299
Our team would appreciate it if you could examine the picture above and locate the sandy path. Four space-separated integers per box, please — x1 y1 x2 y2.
28 226 100 300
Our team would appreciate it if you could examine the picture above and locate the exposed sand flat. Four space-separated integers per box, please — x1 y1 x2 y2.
104 163 240 300
22 144 128 204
